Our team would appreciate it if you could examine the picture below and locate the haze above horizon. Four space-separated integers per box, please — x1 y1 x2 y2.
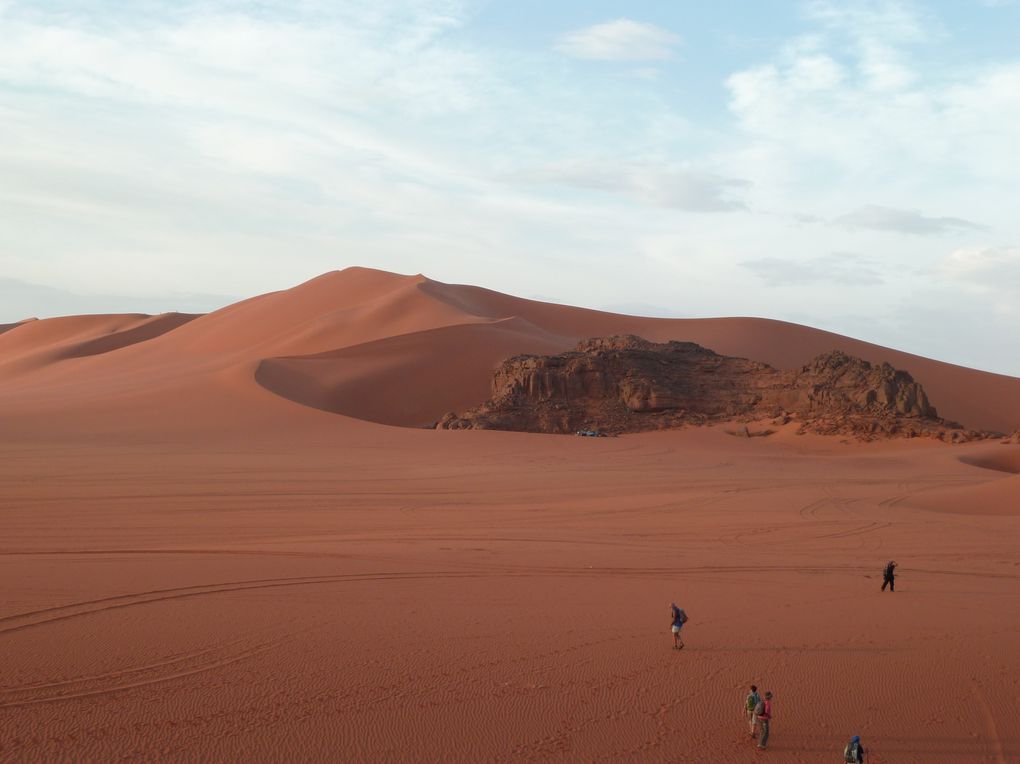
2 1 1019 375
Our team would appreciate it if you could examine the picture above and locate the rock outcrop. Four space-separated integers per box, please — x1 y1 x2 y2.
437 336 985 441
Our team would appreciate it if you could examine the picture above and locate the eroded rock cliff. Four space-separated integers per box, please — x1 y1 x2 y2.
437 336 985 441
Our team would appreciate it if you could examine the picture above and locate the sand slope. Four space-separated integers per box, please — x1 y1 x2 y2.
255 317 570 426
907 472 1020 515
0 314 197 374
2 267 1017 432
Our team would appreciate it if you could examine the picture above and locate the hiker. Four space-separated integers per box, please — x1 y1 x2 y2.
669 602 688 649
745 685 762 737
881 560 897 592
843 734 865 762
755 691 773 750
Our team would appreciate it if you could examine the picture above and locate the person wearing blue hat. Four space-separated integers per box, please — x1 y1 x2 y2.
669 602 687 649
843 734 865 762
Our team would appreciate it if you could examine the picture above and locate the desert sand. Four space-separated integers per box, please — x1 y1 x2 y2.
1 267 1018 762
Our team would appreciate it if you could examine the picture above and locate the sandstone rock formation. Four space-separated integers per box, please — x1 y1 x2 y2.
437 336 986 441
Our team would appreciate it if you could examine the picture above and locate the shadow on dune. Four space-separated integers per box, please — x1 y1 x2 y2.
254 317 571 427
958 449 1020 475
56 313 200 360
0 320 30 336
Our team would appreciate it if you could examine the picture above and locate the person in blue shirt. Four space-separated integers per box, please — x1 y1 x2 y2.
669 602 687 649
745 685 762 737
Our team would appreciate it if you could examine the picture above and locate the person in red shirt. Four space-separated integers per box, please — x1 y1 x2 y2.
755 691 774 750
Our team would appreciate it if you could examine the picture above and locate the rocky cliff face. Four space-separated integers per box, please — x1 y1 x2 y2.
437 336 982 441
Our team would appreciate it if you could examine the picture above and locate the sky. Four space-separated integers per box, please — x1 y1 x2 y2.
1 0 1019 375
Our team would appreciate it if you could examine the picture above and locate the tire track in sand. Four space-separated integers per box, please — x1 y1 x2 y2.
0 639 283 709
970 680 1006 764
813 521 892 540
0 637 253 693
0 571 483 636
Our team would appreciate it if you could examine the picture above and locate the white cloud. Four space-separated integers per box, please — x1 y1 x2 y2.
939 246 1020 291
741 253 884 286
517 161 747 212
805 0 929 43
808 0 929 87
0 0 525 296
555 19 681 62
786 53 846 90
833 205 985 235
723 6 1020 218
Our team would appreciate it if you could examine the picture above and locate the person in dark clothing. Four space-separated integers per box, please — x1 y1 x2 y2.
843 734 865 762
881 561 897 592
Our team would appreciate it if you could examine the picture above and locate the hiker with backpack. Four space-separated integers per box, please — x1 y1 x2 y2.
669 602 688 649
881 560 897 592
843 735 865 762
745 685 762 737
755 691 773 750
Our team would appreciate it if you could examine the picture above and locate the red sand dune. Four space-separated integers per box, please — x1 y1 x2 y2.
907 472 1020 516
959 445 1020 475
255 317 570 426
0 267 1018 762
3 267 1020 432
0 319 29 336
1 267 1018 433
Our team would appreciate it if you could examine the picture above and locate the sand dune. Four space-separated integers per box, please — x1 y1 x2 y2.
56 313 200 361
0 312 197 380
906 471 1020 515
139 268 478 359
1 267 1019 762
959 445 1020 475
205 269 1020 432
1 267 1018 433
422 277 1020 433
0 319 30 336
256 317 570 426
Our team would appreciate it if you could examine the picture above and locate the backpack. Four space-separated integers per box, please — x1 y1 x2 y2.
844 742 861 762
754 700 765 717
746 693 759 712
678 609 688 624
